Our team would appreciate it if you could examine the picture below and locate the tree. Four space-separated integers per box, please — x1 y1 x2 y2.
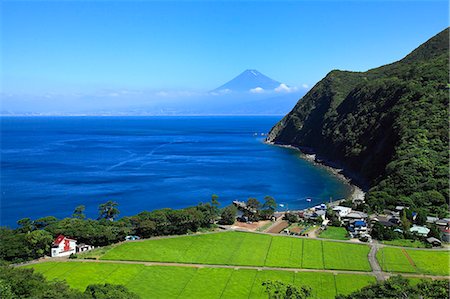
211 194 220 207
284 213 299 224
247 198 261 210
262 280 311 299
98 201 120 221
34 216 58 229
427 224 441 240
219 205 237 225
84 283 139 299
262 196 277 212
24 230 53 259
400 212 411 232
336 275 449 299
73 205 86 220
0 266 85 298
414 209 427 226
17 218 34 233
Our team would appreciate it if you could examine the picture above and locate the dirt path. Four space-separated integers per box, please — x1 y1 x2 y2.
401 248 417 269
368 243 386 281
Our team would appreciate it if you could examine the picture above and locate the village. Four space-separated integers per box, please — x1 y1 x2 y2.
226 198 450 247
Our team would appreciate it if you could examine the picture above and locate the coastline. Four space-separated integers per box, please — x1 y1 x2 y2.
265 141 366 204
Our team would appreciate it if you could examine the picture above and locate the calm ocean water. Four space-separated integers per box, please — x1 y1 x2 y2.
0 116 351 227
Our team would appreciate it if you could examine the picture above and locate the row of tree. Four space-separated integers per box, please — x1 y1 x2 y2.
1 195 276 263
262 276 449 299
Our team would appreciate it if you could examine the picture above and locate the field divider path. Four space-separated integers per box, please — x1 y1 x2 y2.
263 236 274 266
123 267 146 290
368 243 385 281
227 233 246 265
401 249 417 268
300 239 304 268
320 241 325 269
247 270 258 299
218 269 235 299
176 267 199 299
35 258 450 280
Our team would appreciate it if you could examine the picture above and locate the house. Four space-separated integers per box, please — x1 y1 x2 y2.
349 220 368 237
426 237 442 247
332 206 352 219
343 211 367 221
440 227 450 243
51 235 77 257
289 226 302 235
409 225 430 237
76 244 94 253
426 216 439 224
395 206 408 212
435 219 450 227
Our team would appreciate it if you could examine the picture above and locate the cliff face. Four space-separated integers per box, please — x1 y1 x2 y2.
268 28 449 215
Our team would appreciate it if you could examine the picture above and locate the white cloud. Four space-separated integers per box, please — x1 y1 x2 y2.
274 83 298 93
249 87 265 94
302 84 309 89
210 89 232 96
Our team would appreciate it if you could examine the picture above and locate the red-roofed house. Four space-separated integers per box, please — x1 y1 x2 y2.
440 226 450 243
51 235 77 257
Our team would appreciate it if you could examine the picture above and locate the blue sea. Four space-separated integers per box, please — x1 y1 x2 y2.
0 116 351 227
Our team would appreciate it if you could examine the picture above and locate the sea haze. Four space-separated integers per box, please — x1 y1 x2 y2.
0 116 351 226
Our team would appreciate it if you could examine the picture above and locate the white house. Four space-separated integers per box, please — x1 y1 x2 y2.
51 235 77 257
332 206 352 219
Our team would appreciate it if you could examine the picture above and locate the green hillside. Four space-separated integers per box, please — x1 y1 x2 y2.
267 28 449 215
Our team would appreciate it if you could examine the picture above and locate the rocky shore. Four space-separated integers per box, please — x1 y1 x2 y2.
265 141 366 203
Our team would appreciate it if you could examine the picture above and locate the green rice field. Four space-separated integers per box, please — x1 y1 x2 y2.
376 247 450 276
98 231 371 271
318 227 350 240
26 262 377 299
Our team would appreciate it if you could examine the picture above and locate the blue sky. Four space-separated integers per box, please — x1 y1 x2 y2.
1 0 448 107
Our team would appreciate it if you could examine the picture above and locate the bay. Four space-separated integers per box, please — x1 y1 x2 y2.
0 116 351 226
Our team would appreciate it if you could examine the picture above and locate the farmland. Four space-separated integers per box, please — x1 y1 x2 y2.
376 247 450 276
26 262 377 299
99 231 371 271
318 227 350 240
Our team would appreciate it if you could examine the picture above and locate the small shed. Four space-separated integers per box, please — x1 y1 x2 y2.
409 225 430 236
76 244 94 253
426 237 442 247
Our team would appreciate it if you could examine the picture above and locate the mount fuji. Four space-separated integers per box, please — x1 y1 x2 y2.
213 69 286 93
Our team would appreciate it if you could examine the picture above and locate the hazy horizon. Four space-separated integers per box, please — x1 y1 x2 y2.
1 0 448 115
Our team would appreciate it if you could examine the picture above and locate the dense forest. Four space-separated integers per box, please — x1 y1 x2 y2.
267 28 449 216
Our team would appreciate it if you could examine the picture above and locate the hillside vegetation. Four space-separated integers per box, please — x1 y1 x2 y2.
267 28 449 215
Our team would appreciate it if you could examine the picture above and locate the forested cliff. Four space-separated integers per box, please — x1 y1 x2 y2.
267 28 449 216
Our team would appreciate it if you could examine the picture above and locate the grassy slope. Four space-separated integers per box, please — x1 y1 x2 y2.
376 247 450 275
26 262 376 299
100 231 371 271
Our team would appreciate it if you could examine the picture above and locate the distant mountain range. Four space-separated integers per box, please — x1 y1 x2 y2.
213 69 285 93
268 28 449 215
